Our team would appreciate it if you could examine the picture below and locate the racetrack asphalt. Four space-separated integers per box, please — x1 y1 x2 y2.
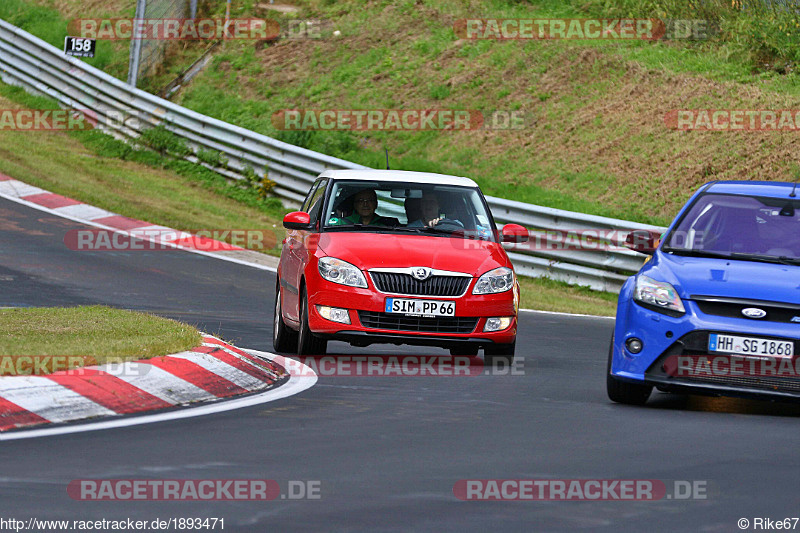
0 196 799 532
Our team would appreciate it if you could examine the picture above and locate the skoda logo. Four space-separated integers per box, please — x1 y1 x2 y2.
411 267 431 281
741 307 767 319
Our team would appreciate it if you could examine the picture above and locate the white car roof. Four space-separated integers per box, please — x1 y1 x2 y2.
318 169 478 188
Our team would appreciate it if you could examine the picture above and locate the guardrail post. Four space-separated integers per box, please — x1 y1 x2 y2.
126 0 147 87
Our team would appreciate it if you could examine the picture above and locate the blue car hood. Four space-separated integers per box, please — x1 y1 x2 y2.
645 253 800 304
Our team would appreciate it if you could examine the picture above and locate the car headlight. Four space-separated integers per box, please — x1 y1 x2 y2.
318 257 367 288
634 275 685 314
473 267 514 295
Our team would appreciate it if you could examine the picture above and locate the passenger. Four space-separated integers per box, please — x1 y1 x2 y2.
330 189 396 226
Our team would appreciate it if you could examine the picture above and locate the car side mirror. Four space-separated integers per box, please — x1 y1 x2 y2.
501 224 529 243
625 229 661 255
283 211 312 230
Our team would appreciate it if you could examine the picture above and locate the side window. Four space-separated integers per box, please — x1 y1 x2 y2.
306 179 328 223
301 181 321 213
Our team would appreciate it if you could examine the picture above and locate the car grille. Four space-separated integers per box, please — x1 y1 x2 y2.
370 272 471 297
357 311 478 334
645 331 800 394
692 295 800 324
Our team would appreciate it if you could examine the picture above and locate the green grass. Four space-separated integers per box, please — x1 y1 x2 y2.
0 306 201 374
0 85 286 254
518 276 618 316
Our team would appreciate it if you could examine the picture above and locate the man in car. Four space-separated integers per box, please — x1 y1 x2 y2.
330 188 397 227
407 190 445 227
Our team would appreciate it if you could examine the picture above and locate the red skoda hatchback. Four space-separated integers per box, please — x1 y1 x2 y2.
273 170 529 363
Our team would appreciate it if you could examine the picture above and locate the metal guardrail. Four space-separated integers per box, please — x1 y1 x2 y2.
0 18 667 292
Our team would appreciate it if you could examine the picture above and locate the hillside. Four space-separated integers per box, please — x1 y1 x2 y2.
5 0 800 225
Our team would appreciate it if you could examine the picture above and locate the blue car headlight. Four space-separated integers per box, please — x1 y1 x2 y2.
633 275 685 315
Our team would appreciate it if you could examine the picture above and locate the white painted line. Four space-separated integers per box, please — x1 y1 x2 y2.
0 180 44 198
0 192 277 273
0 350 317 441
101 362 213 404
0 376 115 422
519 308 615 320
168 351 268 391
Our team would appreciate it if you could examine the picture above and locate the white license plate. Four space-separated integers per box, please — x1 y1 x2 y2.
709 334 794 358
385 298 455 317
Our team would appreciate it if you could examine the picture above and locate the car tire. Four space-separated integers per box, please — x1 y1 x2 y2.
297 286 328 356
273 280 298 353
606 335 652 405
450 345 479 357
484 341 515 367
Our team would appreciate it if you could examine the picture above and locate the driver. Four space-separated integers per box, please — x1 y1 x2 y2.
407 191 446 228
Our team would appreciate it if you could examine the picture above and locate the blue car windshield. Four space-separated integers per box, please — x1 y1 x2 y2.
663 193 800 261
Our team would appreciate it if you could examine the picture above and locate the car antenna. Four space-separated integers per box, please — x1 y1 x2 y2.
791 179 798 198
385 148 390 170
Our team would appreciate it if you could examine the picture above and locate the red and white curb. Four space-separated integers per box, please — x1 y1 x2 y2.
0 336 316 438
0 173 277 272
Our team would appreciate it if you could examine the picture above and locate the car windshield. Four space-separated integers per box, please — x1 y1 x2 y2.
322 180 497 241
662 192 800 263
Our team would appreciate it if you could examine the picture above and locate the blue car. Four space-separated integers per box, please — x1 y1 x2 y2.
608 180 800 405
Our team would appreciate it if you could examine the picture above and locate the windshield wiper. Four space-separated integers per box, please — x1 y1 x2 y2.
662 248 735 260
728 253 800 266
663 247 800 265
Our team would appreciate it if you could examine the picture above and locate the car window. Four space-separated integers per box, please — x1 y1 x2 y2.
305 179 328 224
664 193 800 259
322 180 496 240
301 181 320 213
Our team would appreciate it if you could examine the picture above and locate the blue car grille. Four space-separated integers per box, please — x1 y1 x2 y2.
693 295 800 324
646 331 800 394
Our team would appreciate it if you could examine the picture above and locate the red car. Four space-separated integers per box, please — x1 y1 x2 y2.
273 170 529 364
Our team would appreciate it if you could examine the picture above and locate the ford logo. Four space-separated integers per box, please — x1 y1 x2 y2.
741 308 767 319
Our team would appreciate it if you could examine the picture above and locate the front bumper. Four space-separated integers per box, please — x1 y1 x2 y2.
305 276 517 348
611 294 800 400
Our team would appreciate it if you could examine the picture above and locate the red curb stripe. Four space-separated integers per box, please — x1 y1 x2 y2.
47 369 172 414
92 215 150 231
146 357 249 397
202 338 278 369
0 173 14 181
22 192 82 209
193 346 275 384
0 397 49 430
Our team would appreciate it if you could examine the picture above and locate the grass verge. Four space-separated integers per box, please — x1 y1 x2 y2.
518 276 617 317
0 305 201 375
0 85 285 255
